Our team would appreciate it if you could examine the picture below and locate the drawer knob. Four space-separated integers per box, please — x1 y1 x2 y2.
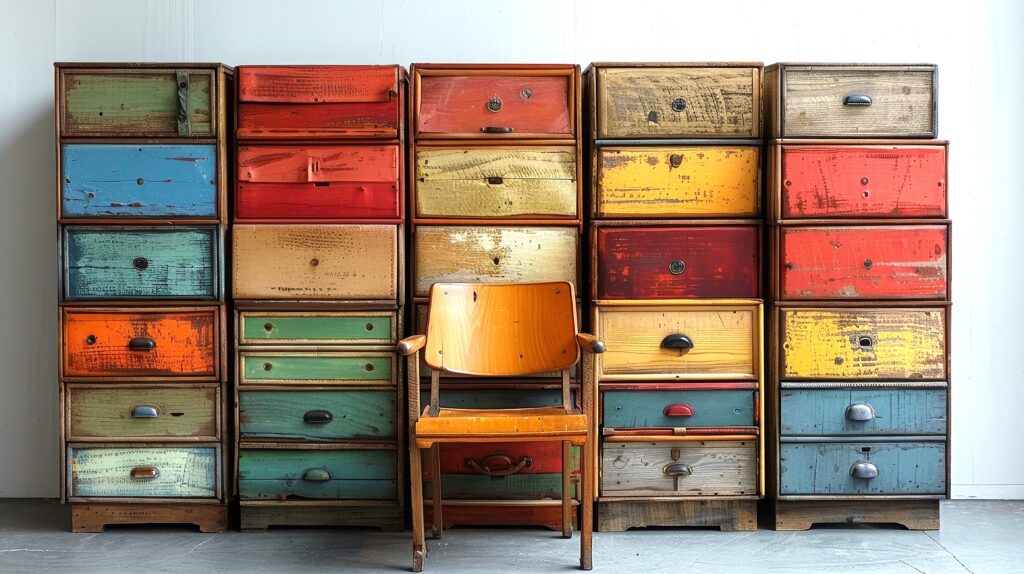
843 93 873 106
132 257 149 271
668 260 685 275
671 98 687 112
303 410 334 425
465 454 533 477
130 405 160 418
128 337 156 351
662 463 692 477
663 403 695 417
850 461 879 479
130 466 159 480
481 126 514 134
669 154 683 168
845 403 875 422
302 468 332 481
486 97 503 112
661 334 693 351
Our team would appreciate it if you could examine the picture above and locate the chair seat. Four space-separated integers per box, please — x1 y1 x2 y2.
414 407 589 448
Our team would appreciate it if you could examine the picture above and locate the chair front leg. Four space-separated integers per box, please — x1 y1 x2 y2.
409 442 427 572
431 444 443 539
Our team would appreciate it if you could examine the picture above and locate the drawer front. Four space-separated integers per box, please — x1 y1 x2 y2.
780 66 936 137
415 147 577 218
232 224 398 300
779 226 948 300
63 226 219 300
238 390 396 440
239 352 393 385
596 146 760 218
418 74 572 137
602 440 757 497
63 308 218 378
67 446 218 499
238 448 397 500
603 389 756 429
60 144 217 219
239 311 396 345
61 69 215 136
596 226 759 299
780 145 947 218
66 385 219 440
779 441 946 496
424 474 575 501
596 304 758 380
425 442 578 500
596 66 760 138
780 387 947 436
780 308 946 380
413 225 578 297
422 388 567 410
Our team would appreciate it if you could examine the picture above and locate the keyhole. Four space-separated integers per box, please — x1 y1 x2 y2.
863 190 871 198
858 336 874 349
492 257 500 265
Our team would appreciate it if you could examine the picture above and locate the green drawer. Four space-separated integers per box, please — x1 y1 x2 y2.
240 352 393 385
239 311 396 345
238 449 397 500
239 390 396 441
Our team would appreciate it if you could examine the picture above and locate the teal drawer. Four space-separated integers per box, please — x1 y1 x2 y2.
779 440 946 496
67 446 218 499
238 449 397 500
239 390 396 441
425 474 576 500
603 388 755 429
780 386 947 436
421 388 568 410
240 352 393 385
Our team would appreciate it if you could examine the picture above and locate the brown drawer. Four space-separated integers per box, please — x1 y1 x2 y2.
601 439 758 497
66 384 220 441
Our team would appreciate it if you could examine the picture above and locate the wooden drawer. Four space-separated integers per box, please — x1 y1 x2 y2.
60 67 217 137
594 64 761 138
779 385 947 436
770 64 937 138
238 311 397 346
232 224 398 301
778 225 948 300
60 144 218 220
777 143 947 219
239 351 394 386
415 147 577 219
424 442 579 500
421 387 569 410
238 448 397 500
66 384 220 441
62 226 220 301
595 146 760 218
237 65 401 139
595 225 759 299
601 440 757 497
602 385 757 429
67 446 219 499
779 307 947 380
236 145 400 221
778 440 946 496
413 225 579 298
415 65 576 138
62 307 220 379
594 302 761 381
238 390 396 440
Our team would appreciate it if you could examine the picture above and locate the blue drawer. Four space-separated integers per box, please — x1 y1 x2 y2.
779 440 946 496
780 385 947 436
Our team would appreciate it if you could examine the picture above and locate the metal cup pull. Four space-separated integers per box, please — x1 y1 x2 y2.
128 337 156 351
663 403 695 417
481 126 514 134
131 405 160 418
131 466 159 480
465 454 533 477
850 461 879 479
303 410 334 425
663 463 692 477
302 468 332 481
843 93 873 106
845 403 875 422
661 334 693 350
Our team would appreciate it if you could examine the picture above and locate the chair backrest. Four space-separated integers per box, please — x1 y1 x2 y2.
424 282 579 377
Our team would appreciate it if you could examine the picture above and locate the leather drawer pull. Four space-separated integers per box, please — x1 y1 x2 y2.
464 454 533 477
131 466 159 480
845 403 875 421
663 403 695 417
662 463 692 477
843 93 873 106
128 337 156 351
303 410 334 424
130 405 160 418
850 461 879 479
661 334 693 350
302 468 332 481
481 126 514 134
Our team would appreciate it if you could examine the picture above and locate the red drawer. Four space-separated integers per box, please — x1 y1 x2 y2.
779 225 949 299
780 144 947 219
423 442 579 480
596 225 759 299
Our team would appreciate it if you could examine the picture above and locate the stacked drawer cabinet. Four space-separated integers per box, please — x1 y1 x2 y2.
55 63 231 532
765 64 949 530
232 65 407 531
587 63 765 531
409 64 584 530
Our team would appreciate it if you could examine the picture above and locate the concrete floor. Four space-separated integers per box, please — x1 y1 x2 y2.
0 500 1020 573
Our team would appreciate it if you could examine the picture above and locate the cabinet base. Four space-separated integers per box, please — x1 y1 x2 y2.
771 499 941 531
71 503 227 533
239 503 404 532
597 499 757 532
426 501 577 531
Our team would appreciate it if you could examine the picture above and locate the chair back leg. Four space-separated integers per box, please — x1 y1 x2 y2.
431 444 444 539
410 443 427 571
562 440 573 538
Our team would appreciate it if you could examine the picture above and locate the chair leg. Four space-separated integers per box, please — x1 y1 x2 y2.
430 444 443 539
562 440 572 539
410 443 427 572
580 439 593 570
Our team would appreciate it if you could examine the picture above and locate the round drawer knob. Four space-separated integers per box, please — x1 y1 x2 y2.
486 97 502 112
668 260 685 275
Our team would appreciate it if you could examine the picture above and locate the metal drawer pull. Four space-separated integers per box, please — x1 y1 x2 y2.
671 97 687 112
486 97 503 112
663 403 695 417
668 259 685 275
303 410 334 424
302 468 332 481
481 126 514 134
661 334 693 350
465 454 533 477
486 176 504 185
132 257 149 270
130 466 159 480
845 403 875 422
128 337 156 351
131 405 160 418
663 463 692 477
850 461 879 479
843 93 873 106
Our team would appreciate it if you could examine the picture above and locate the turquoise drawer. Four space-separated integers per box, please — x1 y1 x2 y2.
238 390 396 441
425 474 576 500
421 388 568 410
603 388 755 429
779 440 946 496
780 385 947 436
238 449 397 500
67 446 218 499
63 226 220 300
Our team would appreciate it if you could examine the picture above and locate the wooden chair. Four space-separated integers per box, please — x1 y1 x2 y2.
398 282 604 571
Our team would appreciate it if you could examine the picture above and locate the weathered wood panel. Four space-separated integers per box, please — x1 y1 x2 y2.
779 387 947 436
418 75 572 136
779 441 946 495
603 389 755 429
772 499 940 530
239 352 393 385
237 449 397 500
238 390 396 440
239 311 395 345
236 182 400 220
238 102 399 139
425 442 580 477
599 499 757 532
238 65 397 103
67 385 218 440
420 389 566 410
71 503 227 533
67 447 217 498
238 145 398 183
424 474 575 500
601 440 757 496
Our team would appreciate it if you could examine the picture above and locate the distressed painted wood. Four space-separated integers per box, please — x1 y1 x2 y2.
238 390 396 440
596 66 760 138
424 475 575 500
772 499 940 530
239 65 397 103
238 103 400 140
239 352 393 385
425 442 580 477
71 503 227 533
66 384 219 440
413 226 578 297
237 182 400 220
595 146 760 218
596 225 759 299
778 441 946 495
60 144 217 219
239 311 396 345
237 449 397 500
67 446 218 498
779 225 948 299
63 226 219 300
232 224 398 300
779 386 947 436
780 308 946 380
415 147 577 218
421 389 566 410
239 505 404 532
598 499 757 532
418 75 571 136
602 389 756 429
601 440 757 496
780 144 947 218
238 145 398 183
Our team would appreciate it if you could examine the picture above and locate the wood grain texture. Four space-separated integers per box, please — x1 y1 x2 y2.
238 390 396 440
237 449 397 500
66 384 219 440
236 182 400 221
239 351 394 385
67 446 218 498
71 502 227 533
602 388 756 429
424 442 579 477
779 440 946 495
418 75 571 136
239 311 396 345
595 146 760 218
597 499 756 532
779 386 947 436
239 504 404 532
238 102 400 139
238 145 398 183
601 440 757 496
238 65 397 103
424 474 575 500
772 499 940 530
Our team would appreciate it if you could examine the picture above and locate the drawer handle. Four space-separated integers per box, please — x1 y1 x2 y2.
845 403 875 422
131 405 160 418
662 463 692 477
132 257 149 271
486 176 504 185
302 468 332 481
481 126 514 134
850 461 879 479
128 337 156 351
663 403 695 417
131 466 159 480
661 334 693 350
176 70 190 136
668 259 685 275
465 454 533 477
843 93 873 106
303 410 334 425
670 97 687 112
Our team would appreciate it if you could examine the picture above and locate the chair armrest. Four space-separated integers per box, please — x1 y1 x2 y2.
398 334 426 356
576 333 606 354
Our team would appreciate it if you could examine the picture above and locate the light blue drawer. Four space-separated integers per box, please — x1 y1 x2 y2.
67 446 218 499
603 388 755 429
780 385 947 436
779 440 946 496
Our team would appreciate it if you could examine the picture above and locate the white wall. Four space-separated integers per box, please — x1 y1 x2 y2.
1 0 1019 498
